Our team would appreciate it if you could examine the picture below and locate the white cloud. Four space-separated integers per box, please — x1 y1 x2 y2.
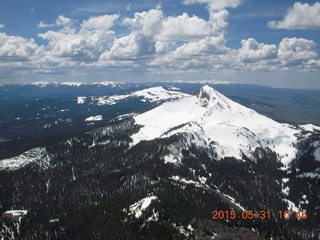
123 8 163 37
38 15 117 63
156 13 212 41
38 21 55 28
304 59 320 71
56 15 74 27
38 15 75 29
100 33 139 60
150 35 319 74
278 38 317 65
100 8 163 61
183 0 242 11
0 33 42 61
81 14 119 30
122 7 217 45
268 2 320 30
183 0 240 36
0 24 5 29
174 35 228 56
149 35 230 72
238 38 278 63
209 10 229 35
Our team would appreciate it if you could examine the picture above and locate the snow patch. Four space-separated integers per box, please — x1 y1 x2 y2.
77 96 86 104
284 199 299 212
2 210 27 222
61 82 85 87
171 223 193 237
49 218 59 223
296 172 320 180
218 191 246 211
211 232 218 239
127 196 157 219
300 124 320 132
85 115 103 122
164 153 181 165
169 175 212 194
0 148 51 171
93 81 119 87
146 209 159 222
299 195 309 207
30 81 49 87
168 86 180 91
281 178 290 196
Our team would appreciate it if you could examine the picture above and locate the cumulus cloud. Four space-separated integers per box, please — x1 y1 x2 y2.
100 33 155 60
81 14 119 30
238 38 278 63
157 13 212 41
149 35 230 72
55 15 74 27
123 8 163 37
268 2 320 30
278 37 317 66
123 8 215 41
38 15 75 28
38 14 117 62
304 59 320 71
0 24 5 29
0 33 42 61
173 35 228 56
209 10 229 35
182 0 241 35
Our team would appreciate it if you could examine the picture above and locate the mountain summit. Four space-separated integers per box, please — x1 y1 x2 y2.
195 85 231 109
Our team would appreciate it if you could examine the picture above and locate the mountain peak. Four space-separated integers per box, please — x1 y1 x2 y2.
195 85 229 109
196 85 217 99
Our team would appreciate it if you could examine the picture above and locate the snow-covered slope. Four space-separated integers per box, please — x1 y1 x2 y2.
0 148 51 171
131 85 301 166
90 86 188 106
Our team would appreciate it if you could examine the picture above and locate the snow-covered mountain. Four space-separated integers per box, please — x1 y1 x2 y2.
84 86 189 106
132 85 317 166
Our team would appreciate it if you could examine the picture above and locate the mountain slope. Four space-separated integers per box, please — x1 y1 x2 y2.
0 86 319 240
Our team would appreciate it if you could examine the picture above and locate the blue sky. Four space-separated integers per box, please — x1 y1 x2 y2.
0 0 320 88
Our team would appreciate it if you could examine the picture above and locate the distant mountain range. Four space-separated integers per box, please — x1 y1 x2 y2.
0 85 319 239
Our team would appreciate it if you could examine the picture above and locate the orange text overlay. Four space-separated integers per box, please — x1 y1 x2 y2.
212 210 308 220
